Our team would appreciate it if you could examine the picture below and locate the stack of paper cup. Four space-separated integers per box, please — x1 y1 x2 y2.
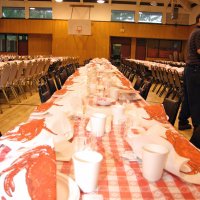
142 143 169 182
72 150 103 193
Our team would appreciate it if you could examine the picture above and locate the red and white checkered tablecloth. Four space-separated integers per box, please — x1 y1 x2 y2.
2 61 199 200
55 64 200 199
58 116 200 200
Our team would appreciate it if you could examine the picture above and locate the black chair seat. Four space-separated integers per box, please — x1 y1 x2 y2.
47 77 57 95
55 74 62 90
38 83 51 103
162 97 181 125
134 76 144 90
59 70 68 85
139 80 152 100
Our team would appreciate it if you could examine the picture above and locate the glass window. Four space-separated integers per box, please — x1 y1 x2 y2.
139 12 162 23
18 34 28 41
6 35 17 52
2 7 25 19
0 35 6 52
111 10 134 22
29 7 52 19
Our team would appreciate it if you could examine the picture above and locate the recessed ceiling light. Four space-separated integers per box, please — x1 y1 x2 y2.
55 0 63 2
97 0 105 3
150 1 157 6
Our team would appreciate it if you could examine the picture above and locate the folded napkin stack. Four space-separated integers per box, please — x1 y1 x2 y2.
45 110 73 143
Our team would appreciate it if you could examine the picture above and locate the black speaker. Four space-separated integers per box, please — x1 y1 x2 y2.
171 7 179 20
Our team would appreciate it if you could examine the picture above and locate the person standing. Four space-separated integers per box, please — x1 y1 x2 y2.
178 73 192 131
178 14 200 148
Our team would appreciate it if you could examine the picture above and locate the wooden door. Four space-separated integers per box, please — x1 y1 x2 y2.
18 35 28 55
135 38 146 60
110 37 131 60
121 44 131 58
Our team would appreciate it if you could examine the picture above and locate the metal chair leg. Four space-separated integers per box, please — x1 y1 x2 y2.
159 85 167 97
11 86 21 103
156 84 163 94
18 85 27 99
152 82 158 92
2 88 11 107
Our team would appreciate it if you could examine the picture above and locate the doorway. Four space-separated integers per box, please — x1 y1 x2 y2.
18 34 28 55
110 37 131 66
135 38 146 60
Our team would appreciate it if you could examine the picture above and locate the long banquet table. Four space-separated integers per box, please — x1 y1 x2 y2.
0 58 200 200
126 59 184 76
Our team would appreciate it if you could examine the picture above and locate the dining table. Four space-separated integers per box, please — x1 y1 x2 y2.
0 58 200 200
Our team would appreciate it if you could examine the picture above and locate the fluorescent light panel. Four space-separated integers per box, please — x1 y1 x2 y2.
97 0 105 3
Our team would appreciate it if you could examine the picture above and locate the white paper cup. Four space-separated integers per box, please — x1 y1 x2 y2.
90 113 106 137
142 144 168 182
72 150 103 193
112 104 125 125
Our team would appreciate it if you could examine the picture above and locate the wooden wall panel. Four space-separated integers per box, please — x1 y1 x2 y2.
28 34 52 55
0 19 191 63
109 22 190 40
0 19 53 34
131 38 136 59
52 21 110 64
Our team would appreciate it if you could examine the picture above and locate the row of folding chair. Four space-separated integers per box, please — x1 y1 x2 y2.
133 75 153 100
118 60 136 82
153 60 186 68
117 59 182 126
119 59 151 83
0 58 50 110
38 61 78 103
151 66 183 99
117 59 153 100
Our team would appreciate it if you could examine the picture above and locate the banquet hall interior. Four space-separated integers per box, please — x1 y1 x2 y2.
1 0 198 137
0 0 200 199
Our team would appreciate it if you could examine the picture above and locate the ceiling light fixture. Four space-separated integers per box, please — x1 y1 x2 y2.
150 1 157 6
97 0 105 4
55 0 63 2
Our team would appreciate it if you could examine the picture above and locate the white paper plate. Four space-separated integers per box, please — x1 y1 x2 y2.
96 97 115 106
57 172 80 200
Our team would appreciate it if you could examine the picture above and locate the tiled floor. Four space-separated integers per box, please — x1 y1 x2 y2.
0 82 193 140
